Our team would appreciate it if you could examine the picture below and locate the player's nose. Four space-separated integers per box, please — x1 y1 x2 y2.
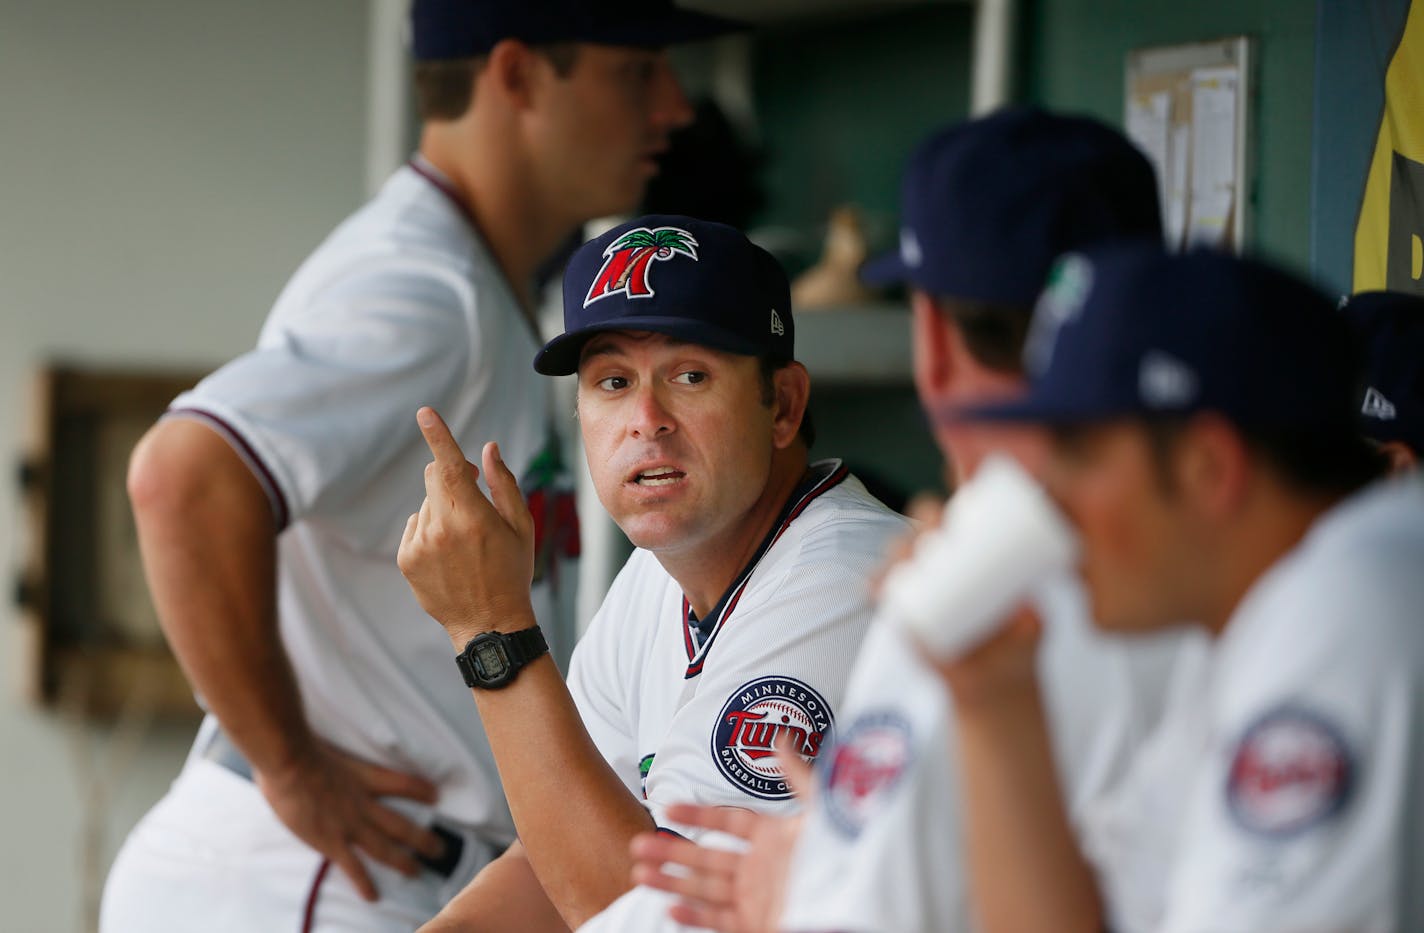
650 56 693 131
627 383 675 439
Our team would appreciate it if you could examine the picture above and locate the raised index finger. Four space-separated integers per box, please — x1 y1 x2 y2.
416 407 468 466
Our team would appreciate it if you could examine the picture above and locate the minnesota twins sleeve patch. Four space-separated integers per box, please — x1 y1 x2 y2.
1225 706 1353 838
712 676 834 801
821 711 913 838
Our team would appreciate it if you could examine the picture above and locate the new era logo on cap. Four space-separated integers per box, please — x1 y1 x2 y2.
1341 291 1424 451
1361 387 1398 421
1140 351 1199 408
899 228 923 268
585 226 699 307
771 309 785 336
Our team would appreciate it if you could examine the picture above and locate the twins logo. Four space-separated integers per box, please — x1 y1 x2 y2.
821 711 912 838
711 676 833 801
584 226 699 307
1226 706 1353 838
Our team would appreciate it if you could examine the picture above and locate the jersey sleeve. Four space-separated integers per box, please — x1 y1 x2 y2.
567 558 646 800
781 620 972 933
1158 597 1417 931
642 514 898 835
168 257 473 528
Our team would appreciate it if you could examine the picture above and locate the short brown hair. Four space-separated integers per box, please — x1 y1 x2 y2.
413 44 582 122
936 296 1033 374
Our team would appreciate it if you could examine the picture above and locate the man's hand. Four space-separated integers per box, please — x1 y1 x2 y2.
627 743 813 933
255 740 445 901
920 603 1042 711
398 406 536 645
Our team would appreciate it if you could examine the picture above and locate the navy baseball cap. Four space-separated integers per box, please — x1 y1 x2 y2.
1340 290 1424 451
411 0 745 60
862 107 1162 307
535 214 793 376
961 243 1360 431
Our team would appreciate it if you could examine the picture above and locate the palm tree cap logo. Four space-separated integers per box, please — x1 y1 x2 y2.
584 226 700 307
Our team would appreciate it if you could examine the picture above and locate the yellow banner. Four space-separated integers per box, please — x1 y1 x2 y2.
1354 0 1424 293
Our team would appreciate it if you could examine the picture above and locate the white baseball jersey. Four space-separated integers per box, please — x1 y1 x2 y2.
102 157 578 931
1083 474 1424 932
569 462 908 831
778 572 1198 933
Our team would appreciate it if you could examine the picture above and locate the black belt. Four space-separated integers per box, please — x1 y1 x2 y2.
200 727 465 878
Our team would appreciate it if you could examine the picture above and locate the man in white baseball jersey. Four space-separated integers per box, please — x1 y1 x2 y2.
101 3 739 929
939 244 1423 931
622 108 1195 933
397 214 908 930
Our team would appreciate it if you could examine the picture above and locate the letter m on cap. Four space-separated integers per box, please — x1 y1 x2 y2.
585 227 699 307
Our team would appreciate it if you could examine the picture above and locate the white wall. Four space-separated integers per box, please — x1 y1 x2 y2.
0 1 370 928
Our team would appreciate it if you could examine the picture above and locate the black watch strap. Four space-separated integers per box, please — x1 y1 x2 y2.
455 625 548 689
502 626 548 667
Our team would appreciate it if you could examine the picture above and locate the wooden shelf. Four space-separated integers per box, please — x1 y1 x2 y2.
795 303 913 385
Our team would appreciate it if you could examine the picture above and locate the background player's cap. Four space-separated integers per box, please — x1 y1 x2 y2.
1340 290 1424 453
959 243 1360 431
410 0 745 60
861 106 1163 307
535 214 794 376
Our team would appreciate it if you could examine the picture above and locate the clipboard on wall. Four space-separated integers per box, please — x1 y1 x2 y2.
1124 36 1253 253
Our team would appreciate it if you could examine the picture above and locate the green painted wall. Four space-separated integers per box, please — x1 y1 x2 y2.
1023 0 1317 273
752 5 975 270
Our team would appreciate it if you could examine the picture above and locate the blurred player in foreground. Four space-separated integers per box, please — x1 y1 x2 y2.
937 244 1423 931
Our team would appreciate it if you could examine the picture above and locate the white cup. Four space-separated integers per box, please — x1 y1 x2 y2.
882 455 1079 660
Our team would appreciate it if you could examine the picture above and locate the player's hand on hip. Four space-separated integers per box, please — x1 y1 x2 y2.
398 406 536 645
255 739 444 902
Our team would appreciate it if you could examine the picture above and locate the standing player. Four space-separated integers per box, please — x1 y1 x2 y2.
622 108 1197 933
1341 290 1424 471
101 3 737 930
939 244 1424 931
397 215 909 931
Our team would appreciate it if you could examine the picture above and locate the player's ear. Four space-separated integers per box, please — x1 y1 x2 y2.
486 38 540 110
910 290 955 405
770 361 811 450
1175 413 1252 518
1379 439 1418 475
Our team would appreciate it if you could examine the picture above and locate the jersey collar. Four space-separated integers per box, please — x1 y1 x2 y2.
681 459 851 678
405 155 542 343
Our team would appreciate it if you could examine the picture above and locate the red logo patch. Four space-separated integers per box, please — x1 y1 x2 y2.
1226 707 1352 837
712 676 833 801
584 226 698 307
822 711 912 837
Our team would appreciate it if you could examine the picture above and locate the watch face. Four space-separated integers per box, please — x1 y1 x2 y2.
473 641 510 680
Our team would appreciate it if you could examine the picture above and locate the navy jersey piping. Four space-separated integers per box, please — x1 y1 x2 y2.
681 460 851 679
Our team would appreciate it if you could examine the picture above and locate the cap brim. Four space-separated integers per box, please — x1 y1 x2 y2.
533 315 769 376
859 250 911 287
584 9 748 48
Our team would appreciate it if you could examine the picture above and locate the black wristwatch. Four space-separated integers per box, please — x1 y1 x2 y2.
455 626 548 689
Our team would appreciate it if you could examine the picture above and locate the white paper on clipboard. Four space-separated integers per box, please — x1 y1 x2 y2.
1126 91 1172 240
1186 66 1238 247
